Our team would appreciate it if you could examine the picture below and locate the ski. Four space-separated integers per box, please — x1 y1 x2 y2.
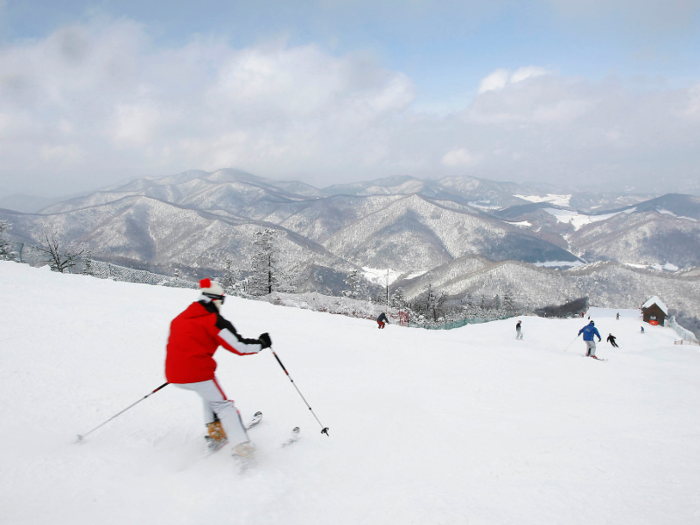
245 411 263 430
582 355 608 361
232 427 301 473
281 427 301 448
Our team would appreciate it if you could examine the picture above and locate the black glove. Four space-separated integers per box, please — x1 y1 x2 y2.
258 332 272 349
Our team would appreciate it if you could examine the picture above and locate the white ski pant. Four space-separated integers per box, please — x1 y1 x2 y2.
585 340 596 357
173 378 249 446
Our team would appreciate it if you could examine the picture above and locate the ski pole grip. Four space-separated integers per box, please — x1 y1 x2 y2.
152 382 169 394
272 350 290 375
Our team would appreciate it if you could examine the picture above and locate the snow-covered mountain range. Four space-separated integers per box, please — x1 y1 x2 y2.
1 169 699 315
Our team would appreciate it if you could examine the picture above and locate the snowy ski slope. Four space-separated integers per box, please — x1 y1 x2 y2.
1 261 699 524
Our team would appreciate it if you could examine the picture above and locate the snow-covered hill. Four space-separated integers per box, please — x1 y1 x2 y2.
397 258 700 316
2 262 699 524
494 194 700 268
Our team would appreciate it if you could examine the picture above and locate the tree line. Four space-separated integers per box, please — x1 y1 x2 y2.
0 221 519 325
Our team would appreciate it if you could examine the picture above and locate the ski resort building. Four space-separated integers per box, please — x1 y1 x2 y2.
642 296 669 326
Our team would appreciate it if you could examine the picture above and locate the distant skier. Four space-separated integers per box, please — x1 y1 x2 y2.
578 320 602 359
640 326 645 334
607 333 619 348
616 312 620 320
377 312 389 329
165 279 272 458
515 320 523 340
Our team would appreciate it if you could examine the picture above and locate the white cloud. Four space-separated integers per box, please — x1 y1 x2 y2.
0 18 699 196
469 70 592 124
38 144 83 166
478 69 510 94
442 148 480 168
510 66 549 84
112 104 161 146
478 66 551 94
688 84 700 116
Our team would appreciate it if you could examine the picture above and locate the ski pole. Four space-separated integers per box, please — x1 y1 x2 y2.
564 334 580 351
270 348 329 436
76 382 169 443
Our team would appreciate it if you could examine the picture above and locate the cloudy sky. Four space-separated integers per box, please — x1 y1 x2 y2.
1 0 699 198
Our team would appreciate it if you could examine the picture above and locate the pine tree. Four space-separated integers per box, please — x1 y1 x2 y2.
494 294 502 312
220 257 240 293
434 291 447 322
0 220 16 261
503 288 515 313
391 287 406 309
249 229 280 296
83 251 94 276
343 269 365 299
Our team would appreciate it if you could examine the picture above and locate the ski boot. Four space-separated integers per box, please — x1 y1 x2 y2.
204 420 228 452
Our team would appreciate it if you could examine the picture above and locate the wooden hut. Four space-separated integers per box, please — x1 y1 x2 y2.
641 296 668 326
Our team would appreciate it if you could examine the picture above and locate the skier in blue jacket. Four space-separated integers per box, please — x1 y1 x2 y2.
579 321 602 359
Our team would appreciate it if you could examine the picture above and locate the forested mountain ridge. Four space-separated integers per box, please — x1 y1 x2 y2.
1 170 698 316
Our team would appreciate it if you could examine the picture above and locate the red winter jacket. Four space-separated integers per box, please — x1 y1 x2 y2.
165 300 263 384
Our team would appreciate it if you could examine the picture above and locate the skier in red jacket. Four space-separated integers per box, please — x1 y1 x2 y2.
166 279 271 458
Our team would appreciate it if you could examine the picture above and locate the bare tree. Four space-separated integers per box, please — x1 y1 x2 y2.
36 224 87 273
415 282 446 322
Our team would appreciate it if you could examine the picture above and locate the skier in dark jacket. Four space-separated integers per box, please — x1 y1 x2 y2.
377 312 389 329
578 320 602 359
515 320 523 340
166 279 272 458
607 333 618 348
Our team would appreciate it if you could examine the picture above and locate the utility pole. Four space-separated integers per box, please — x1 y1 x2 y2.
385 269 390 309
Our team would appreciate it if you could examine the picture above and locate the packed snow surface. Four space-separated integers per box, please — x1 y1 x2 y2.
514 194 572 207
650 262 680 272
543 208 620 230
361 267 403 286
2 262 700 524
533 260 585 268
505 220 532 228
656 209 697 222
